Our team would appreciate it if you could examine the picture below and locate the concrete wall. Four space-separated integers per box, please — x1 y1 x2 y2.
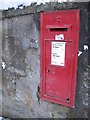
1 2 89 118
0 11 2 116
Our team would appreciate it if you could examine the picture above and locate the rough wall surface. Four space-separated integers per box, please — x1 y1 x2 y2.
1 2 89 118
0 11 2 116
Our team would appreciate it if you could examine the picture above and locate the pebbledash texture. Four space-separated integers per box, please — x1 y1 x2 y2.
0 2 89 118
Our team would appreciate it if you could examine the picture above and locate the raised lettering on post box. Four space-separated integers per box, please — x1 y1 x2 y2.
40 10 80 108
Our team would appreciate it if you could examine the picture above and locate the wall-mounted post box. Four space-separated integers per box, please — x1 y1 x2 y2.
40 10 80 108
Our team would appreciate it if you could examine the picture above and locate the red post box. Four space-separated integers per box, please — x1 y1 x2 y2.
40 10 80 108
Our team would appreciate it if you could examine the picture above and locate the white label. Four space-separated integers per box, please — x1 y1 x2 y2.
55 34 64 40
51 42 66 66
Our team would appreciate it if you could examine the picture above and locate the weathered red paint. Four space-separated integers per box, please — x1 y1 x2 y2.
40 10 80 108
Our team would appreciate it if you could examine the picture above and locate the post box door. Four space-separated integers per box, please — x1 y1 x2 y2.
45 40 73 100
40 10 80 108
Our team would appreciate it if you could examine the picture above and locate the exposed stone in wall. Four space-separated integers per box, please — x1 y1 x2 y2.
1 2 89 118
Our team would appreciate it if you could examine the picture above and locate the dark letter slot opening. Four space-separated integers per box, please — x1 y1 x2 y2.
50 28 68 32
